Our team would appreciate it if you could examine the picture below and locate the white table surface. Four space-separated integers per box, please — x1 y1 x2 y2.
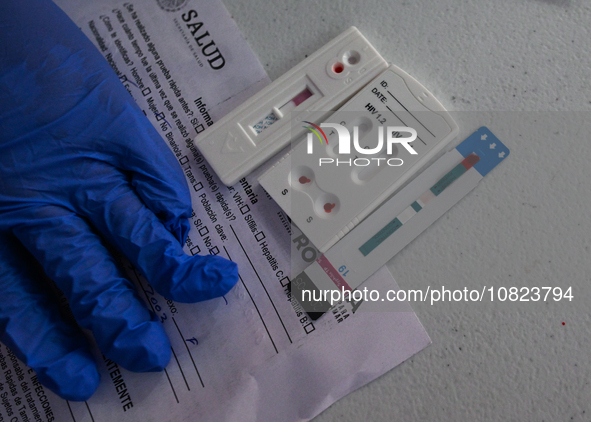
222 0 591 420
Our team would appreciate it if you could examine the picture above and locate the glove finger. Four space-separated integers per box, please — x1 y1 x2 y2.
101 107 193 243
80 175 238 303
11 206 172 374
0 231 99 401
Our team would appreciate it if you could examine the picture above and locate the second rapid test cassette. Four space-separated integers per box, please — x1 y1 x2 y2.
258 65 459 252
195 27 388 186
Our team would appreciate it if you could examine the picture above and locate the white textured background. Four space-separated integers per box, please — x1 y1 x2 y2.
222 0 591 420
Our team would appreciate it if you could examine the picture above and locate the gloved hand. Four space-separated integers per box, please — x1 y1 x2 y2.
0 0 238 401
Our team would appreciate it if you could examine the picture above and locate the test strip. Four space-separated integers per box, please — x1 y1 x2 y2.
290 127 510 320
358 153 480 256
195 27 388 186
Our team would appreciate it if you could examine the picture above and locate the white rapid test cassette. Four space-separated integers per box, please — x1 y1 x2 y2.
258 65 459 252
195 27 388 186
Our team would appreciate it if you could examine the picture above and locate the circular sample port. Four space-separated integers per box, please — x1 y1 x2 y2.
290 166 315 191
332 62 345 74
350 115 374 140
314 193 340 217
351 143 398 184
343 50 361 66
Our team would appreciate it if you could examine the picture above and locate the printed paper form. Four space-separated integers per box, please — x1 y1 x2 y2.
0 1 431 421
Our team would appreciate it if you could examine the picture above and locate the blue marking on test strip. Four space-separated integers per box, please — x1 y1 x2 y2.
411 201 422 212
455 126 509 177
359 217 403 256
430 163 467 196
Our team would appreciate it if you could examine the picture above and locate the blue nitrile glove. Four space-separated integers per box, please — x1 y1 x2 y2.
0 0 238 401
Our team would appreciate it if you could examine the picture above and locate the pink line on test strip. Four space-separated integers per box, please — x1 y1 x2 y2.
316 255 353 291
291 87 313 106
